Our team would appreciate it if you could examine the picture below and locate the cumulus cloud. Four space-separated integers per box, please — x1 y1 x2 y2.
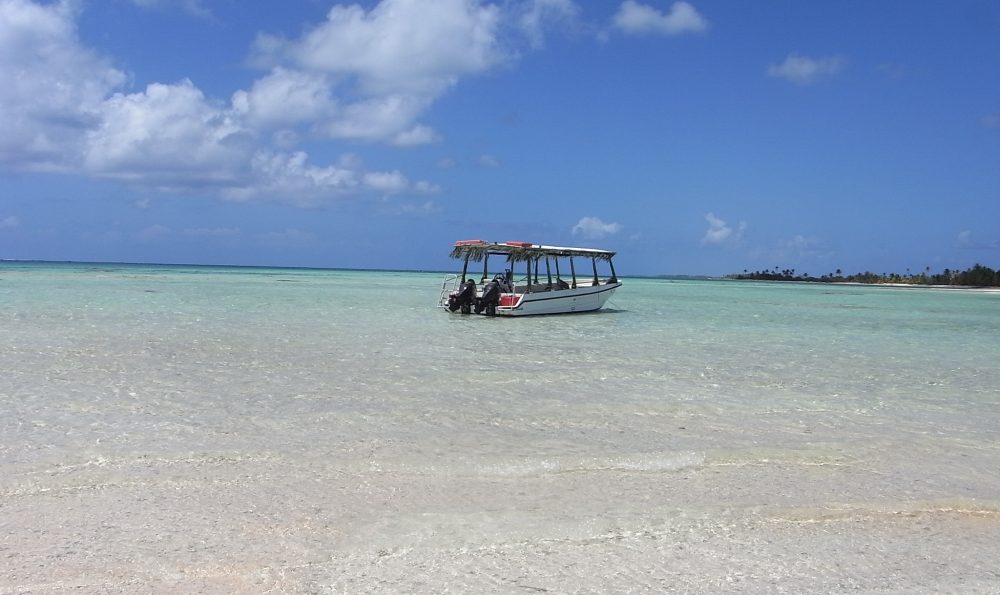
392 125 441 147
246 0 509 145
84 80 254 187
701 212 745 245
0 0 443 205
223 151 409 206
2 0 591 205
515 0 580 49
613 1 708 36
364 170 410 193
572 216 622 239
313 94 435 144
256 0 504 96
231 68 337 129
767 53 846 85
0 0 126 170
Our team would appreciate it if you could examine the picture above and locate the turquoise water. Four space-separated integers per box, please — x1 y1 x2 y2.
2 262 999 592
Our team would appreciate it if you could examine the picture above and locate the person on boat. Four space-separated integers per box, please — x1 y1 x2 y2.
492 272 511 293
449 277 477 313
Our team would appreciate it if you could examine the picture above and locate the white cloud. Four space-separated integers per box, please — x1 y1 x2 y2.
259 0 504 96
478 154 501 168
572 216 622 239
982 113 1000 128
782 235 815 250
128 0 210 18
774 234 831 260
613 1 708 36
413 180 442 194
381 199 441 216
181 227 240 238
224 151 360 205
392 125 441 147
84 80 255 187
244 0 519 146
0 0 580 204
0 0 126 170
958 230 999 249
767 53 846 85
363 170 409 193
515 0 580 49
0 215 21 229
0 1 433 205
743 233 834 264
271 129 300 149
314 93 434 143
702 212 745 245
231 67 337 129
220 151 436 205
406 200 439 215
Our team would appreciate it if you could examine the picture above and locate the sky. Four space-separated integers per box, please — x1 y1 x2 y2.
0 0 998 276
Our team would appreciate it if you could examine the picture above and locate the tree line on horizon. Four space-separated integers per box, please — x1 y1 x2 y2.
726 263 1000 287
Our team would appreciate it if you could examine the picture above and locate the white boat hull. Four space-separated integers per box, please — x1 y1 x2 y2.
439 279 620 316
495 283 620 316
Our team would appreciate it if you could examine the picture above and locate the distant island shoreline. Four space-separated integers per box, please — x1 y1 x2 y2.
826 281 1000 293
727 263 1000 289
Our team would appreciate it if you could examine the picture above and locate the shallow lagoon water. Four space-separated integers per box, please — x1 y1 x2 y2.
1 263 999 592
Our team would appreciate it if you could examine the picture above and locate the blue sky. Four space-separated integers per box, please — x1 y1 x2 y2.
1 0 998 276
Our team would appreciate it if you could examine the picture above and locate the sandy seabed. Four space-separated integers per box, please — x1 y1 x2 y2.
4 451 1000 594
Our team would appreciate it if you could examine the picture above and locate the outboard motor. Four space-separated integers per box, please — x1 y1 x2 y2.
448 278 477 313
476 279 501 316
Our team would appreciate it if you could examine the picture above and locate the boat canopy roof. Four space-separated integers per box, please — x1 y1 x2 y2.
449 240 616 262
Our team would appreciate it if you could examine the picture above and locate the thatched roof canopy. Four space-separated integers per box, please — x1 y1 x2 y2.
449 241 616 262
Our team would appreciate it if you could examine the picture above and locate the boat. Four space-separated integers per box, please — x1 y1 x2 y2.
439 240 621 316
